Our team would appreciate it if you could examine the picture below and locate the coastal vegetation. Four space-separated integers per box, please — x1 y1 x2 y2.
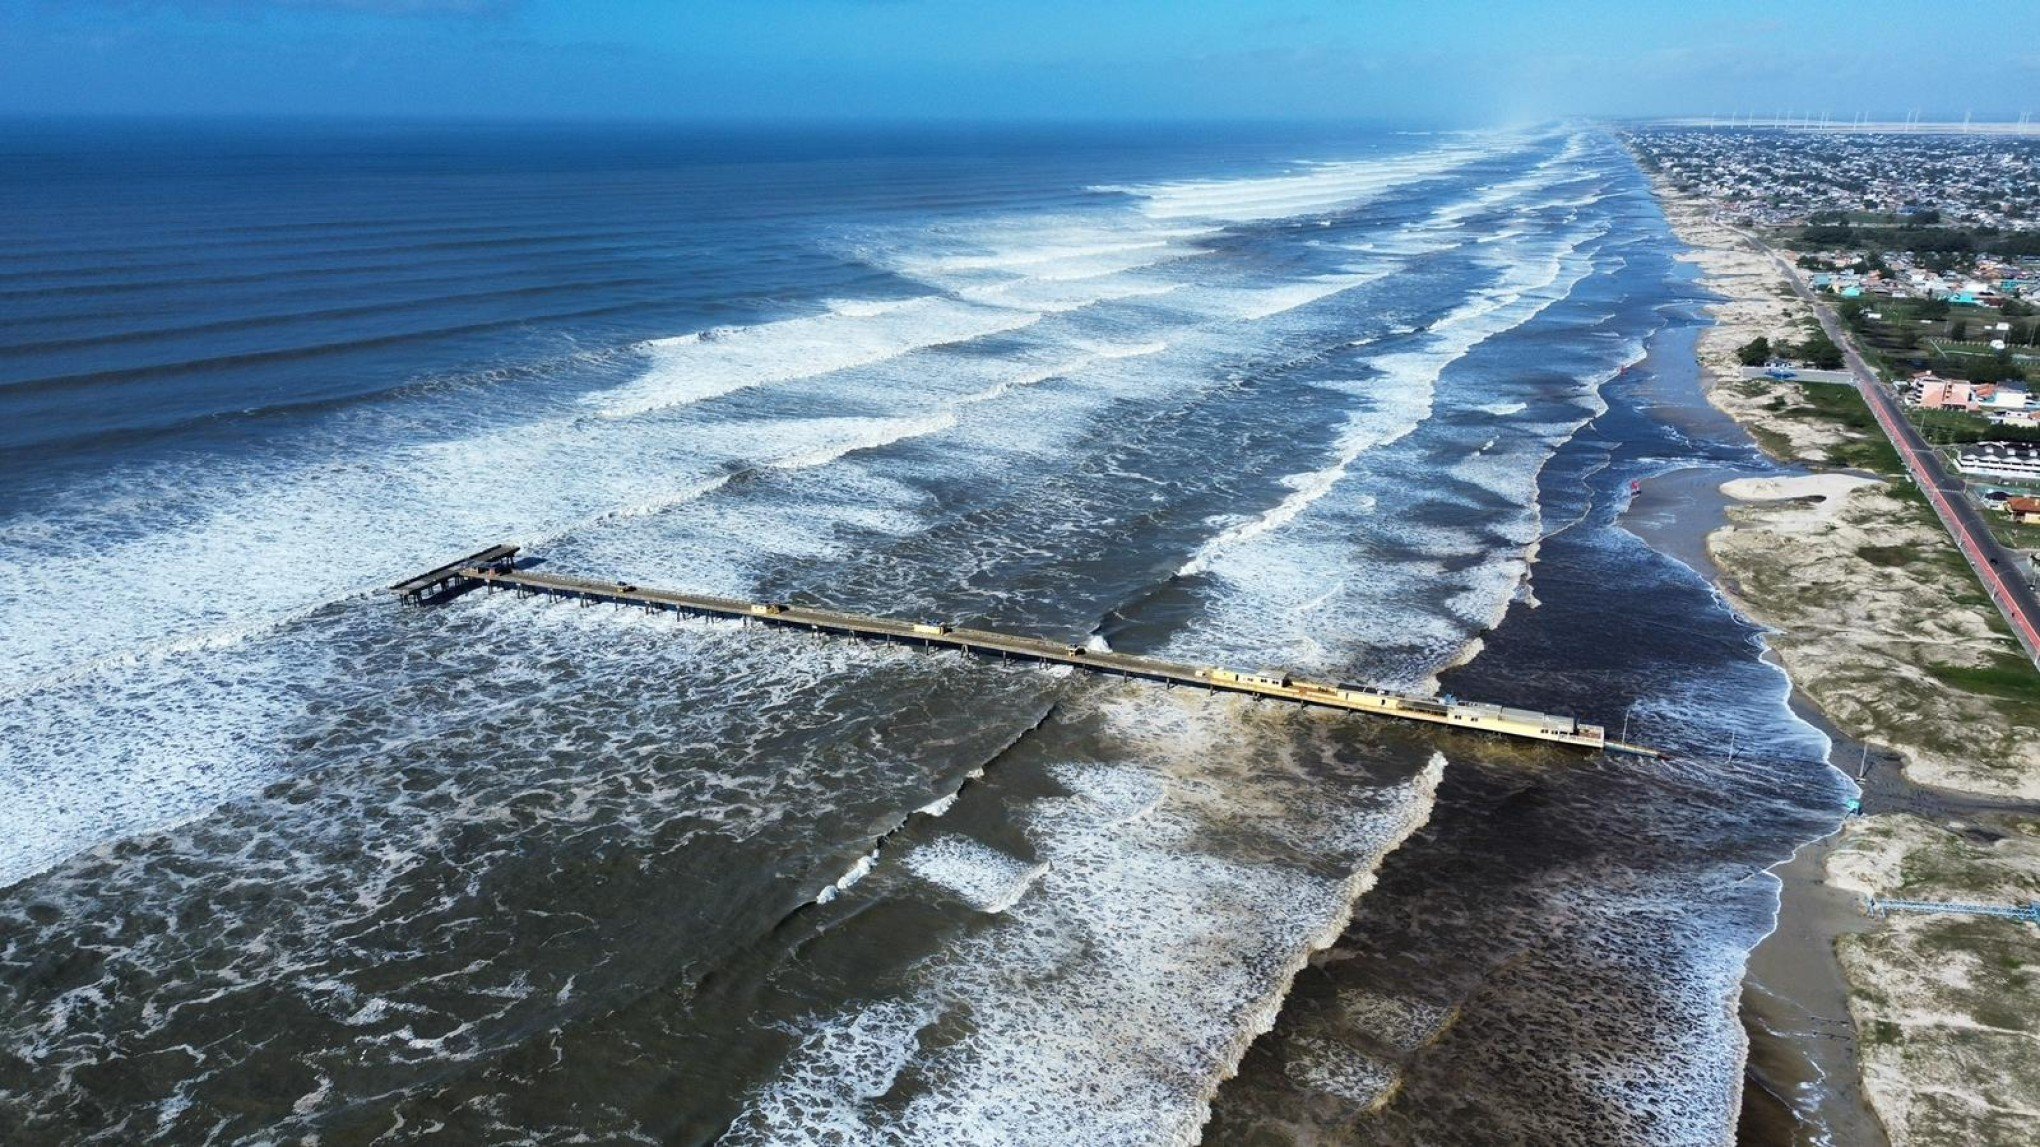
1767 381 1905 472
1791 222 2040 258
1925 654 2040 706
1649 173 2040 1147
1739 329 1845 371
1827 815 2040 1147
1713 367 2036 769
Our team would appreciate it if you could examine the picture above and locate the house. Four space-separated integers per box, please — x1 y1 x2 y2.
2006 496 2040 525
1956 442 2040 483
1915 374 1977 412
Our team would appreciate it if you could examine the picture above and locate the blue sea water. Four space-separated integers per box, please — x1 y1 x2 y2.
0 120 1848 1144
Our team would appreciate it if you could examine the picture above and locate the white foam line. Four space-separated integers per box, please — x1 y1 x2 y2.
885 223 1217 290
592 297 1047 420
915 236 1196 273
958 277 1184 312
1176 383 1427 579
767 412 961 471
814 848 882 905
1189 269 1395 322
1178 227 1605 580
1103 144 1501 222
723 716 1451 1147
0 321 1188 704
1422 132 1595 229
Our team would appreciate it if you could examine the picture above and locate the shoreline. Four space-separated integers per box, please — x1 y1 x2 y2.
1640 164 2040 1147
1639 172 1891 1147
1616 370 1883 1147
1633 167 1887 1147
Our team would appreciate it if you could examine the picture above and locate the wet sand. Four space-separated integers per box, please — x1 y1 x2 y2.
1736 826 1885 1147
1617 372 1886 1147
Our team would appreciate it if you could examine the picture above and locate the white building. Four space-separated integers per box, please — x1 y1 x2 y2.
1955 441 2040 483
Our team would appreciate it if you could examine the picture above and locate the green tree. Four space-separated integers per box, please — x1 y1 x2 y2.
1951 319 1969 341
1736 337 1773 366
1798 330 1845 370
1950 353 2026 384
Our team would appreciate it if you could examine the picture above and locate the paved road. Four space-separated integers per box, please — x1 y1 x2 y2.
1748 236 2040 666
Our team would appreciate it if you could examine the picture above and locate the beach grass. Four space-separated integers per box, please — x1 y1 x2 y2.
1925 654 2040 707
1775 385 1906 474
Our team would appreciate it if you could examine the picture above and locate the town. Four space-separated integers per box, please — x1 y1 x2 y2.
1629 126 2040 567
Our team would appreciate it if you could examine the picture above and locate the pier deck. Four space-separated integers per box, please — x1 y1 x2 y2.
390 544 521 604
395 546 1664 759
1868 898 2040 924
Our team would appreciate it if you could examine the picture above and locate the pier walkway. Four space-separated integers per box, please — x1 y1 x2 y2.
394 545 1664 759
1868 898 2040 925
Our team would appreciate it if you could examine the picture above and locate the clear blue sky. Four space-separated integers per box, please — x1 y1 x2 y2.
1 0 2034 123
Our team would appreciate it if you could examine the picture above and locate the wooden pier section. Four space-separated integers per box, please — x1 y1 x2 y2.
1868 898 2040 925
394 545 1664 759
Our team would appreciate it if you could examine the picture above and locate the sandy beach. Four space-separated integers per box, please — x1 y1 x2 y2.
1646 170 2040 1147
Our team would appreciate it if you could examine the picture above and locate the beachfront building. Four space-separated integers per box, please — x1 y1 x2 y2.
1914 373 1977 412
1955 441 2040 484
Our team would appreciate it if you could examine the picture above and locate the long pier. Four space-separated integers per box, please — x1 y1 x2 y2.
394 545 1664 759
1869 898 2040 925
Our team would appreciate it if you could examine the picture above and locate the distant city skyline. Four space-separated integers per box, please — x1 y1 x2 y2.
1 0 2036 123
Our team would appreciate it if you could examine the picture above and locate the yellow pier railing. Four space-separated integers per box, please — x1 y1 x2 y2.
392 545 1665 759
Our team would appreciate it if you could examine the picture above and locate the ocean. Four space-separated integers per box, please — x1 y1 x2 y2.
0 120 1852 1144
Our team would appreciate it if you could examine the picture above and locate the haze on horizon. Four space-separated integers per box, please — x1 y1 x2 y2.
1 0 2035 126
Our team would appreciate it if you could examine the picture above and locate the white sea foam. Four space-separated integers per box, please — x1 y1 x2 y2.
593 297 1047 419
1284 1034 1401 1107
1166 224 1612 685
897 230 1214 278
0 131 1611 922
1420 131 1595 231
1177 227 1598 587
724 698 1447 1147
815 848 882 905
1181 269 1394 322
1177 378 1432 579
0 127 1778 1146
1101 144 1502 222
901 837 1049 914
958 276 1182 313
